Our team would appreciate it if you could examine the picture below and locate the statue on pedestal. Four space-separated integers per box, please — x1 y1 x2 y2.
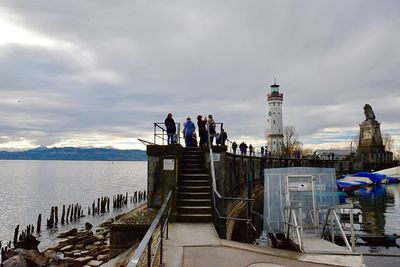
363 104 376 121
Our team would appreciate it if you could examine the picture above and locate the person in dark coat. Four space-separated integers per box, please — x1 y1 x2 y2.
232 141 238 154
239 142 248 156
208 114 216 145
220 128 227 147
164 113 176 144
249 144 254 156
261 146 265 157
197 115 207 147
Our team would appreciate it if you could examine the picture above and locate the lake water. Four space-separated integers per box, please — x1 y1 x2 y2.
2 160 400 266
0 160 147 251
345 184 400 267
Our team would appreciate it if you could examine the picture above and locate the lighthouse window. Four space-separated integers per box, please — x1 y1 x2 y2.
273 120 275 124
279 128 281 133
273 103 275 106
273 141 275 145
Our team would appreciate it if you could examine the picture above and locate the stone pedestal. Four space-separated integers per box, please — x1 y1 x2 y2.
357 120 384 154
357 119 393 171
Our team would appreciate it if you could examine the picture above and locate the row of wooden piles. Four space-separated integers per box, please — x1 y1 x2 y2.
0 190 147 264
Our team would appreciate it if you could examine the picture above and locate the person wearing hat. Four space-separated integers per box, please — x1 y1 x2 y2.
165 113 176 144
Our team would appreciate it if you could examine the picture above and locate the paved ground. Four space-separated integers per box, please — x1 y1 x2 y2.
163 223 365 267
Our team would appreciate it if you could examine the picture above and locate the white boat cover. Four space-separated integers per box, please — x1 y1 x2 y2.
374 166 400 178
342 176 373 184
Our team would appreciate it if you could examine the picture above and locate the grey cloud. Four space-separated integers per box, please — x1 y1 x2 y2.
0 1 399 148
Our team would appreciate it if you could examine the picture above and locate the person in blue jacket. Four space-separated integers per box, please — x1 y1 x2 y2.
183 117 195 147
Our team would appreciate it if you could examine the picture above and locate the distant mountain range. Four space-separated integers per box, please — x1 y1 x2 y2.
0 147 147 161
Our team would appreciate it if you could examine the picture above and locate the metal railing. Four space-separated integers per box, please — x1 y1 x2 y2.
153 122 181 145
207 122 256 242
128 190 173 267
320 206 355 252
283 204 304 251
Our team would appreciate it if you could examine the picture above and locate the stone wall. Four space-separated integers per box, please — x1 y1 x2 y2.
146 145 182 214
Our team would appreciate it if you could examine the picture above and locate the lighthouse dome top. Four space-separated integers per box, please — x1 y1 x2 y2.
270 83 280 93
267 82 283 101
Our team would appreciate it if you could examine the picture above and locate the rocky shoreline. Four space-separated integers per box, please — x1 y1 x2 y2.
1 204 152 267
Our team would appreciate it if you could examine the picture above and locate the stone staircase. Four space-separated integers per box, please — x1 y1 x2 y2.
177 147 212 222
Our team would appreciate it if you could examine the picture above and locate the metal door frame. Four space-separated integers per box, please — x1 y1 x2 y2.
285 175 318 231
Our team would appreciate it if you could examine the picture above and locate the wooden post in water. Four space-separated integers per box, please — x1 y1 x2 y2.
66 205 71 222
73 204 77 221
107 197 110 211
61 205 65 224
13 225 19 246
37 214 41 233
92 201 95 216
55 206 58 224
70 205 73 221
47 207 54 228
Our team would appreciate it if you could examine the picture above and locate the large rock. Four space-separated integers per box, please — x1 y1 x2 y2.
85 223 93 231
14 249 47 266
15 235 40 251
58 228 78 238
3 255 28 267
86 260 103 267
60 245 74 252
74 256 94 266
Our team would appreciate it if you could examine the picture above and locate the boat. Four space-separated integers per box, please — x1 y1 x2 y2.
341 175 373 186
352 172 384 184
337 180 365 192
374 166 400 180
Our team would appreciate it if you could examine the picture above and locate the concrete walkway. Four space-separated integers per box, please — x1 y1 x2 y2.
163 223 365 267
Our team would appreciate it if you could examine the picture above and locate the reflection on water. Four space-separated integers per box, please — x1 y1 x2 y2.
346 184 400 267
352 185 397 235
0 160 147 250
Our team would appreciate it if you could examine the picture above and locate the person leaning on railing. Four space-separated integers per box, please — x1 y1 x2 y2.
164 113 176 144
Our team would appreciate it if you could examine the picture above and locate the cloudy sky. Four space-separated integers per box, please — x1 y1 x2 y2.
0 1 399 151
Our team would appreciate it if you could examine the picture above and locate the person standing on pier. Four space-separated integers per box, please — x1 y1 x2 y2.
183 117 195 147
197 115 207 147
261 146 265 157
220 128 227 147
164 113 176 144
208 114 216 145
239 142 248 156
249 144 254 156
232 141 238 154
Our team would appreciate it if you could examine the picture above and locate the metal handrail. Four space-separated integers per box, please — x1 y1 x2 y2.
153 122 181 145
283 205 304 251
320 207 353 251
128 190 172 267
206 122 255 241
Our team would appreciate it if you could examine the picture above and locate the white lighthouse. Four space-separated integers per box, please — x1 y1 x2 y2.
266 82 284 156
